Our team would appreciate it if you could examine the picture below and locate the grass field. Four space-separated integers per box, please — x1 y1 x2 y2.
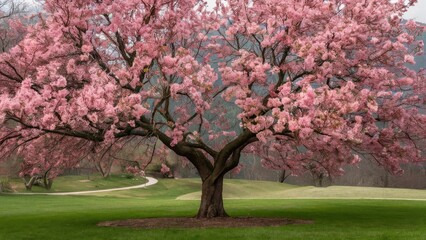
1 177 426 239
7 174 147 193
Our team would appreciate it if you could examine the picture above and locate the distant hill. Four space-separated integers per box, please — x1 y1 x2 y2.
414 31 426 70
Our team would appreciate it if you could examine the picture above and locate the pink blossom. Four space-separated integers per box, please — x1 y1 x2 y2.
162 56 177 67
132 105 148 119
160 163 171 174
404 55 415 64
66 59 76 74
81 44 93 53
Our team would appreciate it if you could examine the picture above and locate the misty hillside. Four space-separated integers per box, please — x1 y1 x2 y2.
414 31 426 70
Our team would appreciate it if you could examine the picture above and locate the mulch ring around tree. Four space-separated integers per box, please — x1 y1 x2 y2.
98 217 313 229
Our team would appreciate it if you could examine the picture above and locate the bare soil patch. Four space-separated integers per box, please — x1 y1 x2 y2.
98 217 313 229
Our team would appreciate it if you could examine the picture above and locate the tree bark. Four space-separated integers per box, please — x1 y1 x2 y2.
44 177 53 190
24 176 37 190
197 174 228 218
43 169 53 190
279 170 289 183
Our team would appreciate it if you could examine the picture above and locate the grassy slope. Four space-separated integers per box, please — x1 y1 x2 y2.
175 179 426 200
1 178 426 239
8 174 148 193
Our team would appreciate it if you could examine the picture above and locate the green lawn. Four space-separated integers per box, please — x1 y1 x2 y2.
8 174 147 193
1 178 426 239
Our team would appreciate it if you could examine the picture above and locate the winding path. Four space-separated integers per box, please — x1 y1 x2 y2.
11 177 158 195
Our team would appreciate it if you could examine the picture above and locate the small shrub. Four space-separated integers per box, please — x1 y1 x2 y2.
121 173 135 179
122 174 135 179
0 178 13 193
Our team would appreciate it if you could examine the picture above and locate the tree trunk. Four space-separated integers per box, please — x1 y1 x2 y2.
197 175 228 218
279 170 289 183
43 170 53 190
44 178 53 190
24 176 37 190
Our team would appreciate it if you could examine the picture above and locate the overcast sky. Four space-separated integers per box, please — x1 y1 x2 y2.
404 1 426 23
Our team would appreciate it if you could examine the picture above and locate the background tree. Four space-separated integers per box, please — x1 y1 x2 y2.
19 136 90 190
0 0 27 52
0 0 425 218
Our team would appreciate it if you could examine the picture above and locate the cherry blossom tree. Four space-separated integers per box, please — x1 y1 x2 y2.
1 0 426 218
19 136 91 190
0 0 27 52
